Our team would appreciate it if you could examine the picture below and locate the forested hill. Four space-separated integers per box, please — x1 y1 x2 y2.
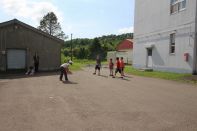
63 33 133 59
64 33 133 48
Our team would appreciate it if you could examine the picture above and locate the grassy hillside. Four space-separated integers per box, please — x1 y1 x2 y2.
62 33 133 60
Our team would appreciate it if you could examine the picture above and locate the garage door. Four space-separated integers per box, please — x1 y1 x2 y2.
7 49 26 69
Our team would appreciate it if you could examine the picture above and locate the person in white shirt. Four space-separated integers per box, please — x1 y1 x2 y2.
60 60 73 81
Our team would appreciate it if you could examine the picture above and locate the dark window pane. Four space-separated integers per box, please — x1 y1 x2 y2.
148 49 152 56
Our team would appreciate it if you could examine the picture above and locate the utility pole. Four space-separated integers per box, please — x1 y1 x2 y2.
71 33 73 61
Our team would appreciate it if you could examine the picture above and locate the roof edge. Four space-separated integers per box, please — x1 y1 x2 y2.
0 19 65 44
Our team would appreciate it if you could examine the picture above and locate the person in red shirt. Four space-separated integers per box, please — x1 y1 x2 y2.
115 57 122 77
109 58 114 77
120 57 125 77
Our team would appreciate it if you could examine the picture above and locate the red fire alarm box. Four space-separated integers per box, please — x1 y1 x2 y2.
184 53 189 62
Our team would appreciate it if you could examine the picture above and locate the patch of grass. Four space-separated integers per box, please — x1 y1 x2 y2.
70 59 108 71
61 54 107 71
69 59 94 71
124 66 195 83
73 59 95 65
61 56 94 71
69 63 82 71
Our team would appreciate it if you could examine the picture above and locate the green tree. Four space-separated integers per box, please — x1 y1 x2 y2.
89 38 103 59
62 33 133 60
38 12 66 40
75 47 88 59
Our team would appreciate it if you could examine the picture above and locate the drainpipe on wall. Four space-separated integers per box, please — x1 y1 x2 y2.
194 1 197 75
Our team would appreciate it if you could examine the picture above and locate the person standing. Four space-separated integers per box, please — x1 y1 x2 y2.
115 57 122 77
109 58 114 77
33 53 39 72
93 55 101 75
60 60 73 81
120 57 125 77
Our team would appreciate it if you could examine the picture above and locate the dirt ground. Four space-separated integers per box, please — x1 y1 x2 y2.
0 67 197 131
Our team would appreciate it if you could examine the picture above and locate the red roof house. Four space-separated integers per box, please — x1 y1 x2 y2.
107 39 133 64
107 39 134 65
116 39 133 51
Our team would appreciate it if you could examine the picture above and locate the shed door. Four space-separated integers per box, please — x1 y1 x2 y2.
7 49 26 69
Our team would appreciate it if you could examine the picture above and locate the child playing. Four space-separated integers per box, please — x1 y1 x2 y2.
115 57 122 77
25 66 35 75
93 55 101 75
120 57 125 77
109 58 114 77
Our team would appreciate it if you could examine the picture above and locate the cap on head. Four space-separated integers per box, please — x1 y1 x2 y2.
68 60 73 64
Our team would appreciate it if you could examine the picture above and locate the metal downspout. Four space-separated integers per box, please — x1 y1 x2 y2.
193 1 197 74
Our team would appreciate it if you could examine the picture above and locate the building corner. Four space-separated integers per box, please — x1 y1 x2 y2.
193 1 197 75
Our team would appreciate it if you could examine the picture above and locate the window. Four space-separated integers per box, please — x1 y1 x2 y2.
147 49 152 56
179 0 186 10
170 0 186 14
170 33 175 54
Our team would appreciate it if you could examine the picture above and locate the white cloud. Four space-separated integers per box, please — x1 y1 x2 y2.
0 0 64 25
118 26 134 34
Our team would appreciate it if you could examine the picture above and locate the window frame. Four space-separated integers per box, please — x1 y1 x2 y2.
179 0 186 11
170 33 176 54
170 0 186 14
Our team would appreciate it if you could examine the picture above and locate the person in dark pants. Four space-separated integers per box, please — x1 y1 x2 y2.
120 57 125 77
109 58 114 77
93 55 101 75
33 53 39 72
115 57 122 78
60 60 73 81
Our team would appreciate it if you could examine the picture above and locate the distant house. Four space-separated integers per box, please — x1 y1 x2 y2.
0 19 64 72
134 0 197 74
107 39 133 64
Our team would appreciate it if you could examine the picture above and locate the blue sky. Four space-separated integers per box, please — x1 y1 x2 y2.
0 0 134 39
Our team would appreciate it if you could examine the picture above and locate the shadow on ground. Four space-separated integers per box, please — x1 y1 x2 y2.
98 75 108 78
124 75 133 78
62 81 78 84
122 78 131 81
113 76 131 81
0 71 59 80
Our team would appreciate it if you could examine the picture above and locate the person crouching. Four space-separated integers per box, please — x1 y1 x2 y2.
60 60 73 81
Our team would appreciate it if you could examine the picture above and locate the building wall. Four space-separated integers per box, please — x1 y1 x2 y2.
107 51 116 64
117 49 133 64
0 23 62 71
107 49 133 65
134 0 196 73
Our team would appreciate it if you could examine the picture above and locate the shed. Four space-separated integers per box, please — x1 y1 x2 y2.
0 19 64 72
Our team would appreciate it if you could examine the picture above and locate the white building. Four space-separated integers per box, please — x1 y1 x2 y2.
133 0 197 74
